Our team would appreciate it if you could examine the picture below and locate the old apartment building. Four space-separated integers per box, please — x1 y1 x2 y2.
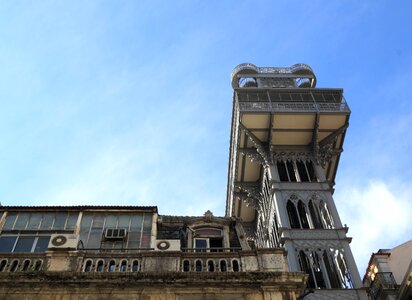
0 64 370 299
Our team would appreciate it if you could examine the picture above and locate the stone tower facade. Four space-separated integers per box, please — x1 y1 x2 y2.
226 63 367 299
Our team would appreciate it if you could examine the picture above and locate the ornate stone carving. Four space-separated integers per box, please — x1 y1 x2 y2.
272 150 313 162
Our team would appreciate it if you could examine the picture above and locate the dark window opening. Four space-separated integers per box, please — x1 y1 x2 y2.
220 260 227 272
286 161 297 181
84 260 92 272
277 161 289 181
195 260 202 272
132 261 139 272
195 239 207 252
209 238 223 252
21 260 30 271
34 260 42 271
120 260 127 272
96 261 104 272
183 260 190 272
108 260 116 272
306 161 317 181
232 260 239 272
299 251 315 288
298 201 310 229
309 201 323 229
297 160 309 182
207 260 214 272
10 260 19 272
0 260 6 272
323 251 340 288
287 201 300 229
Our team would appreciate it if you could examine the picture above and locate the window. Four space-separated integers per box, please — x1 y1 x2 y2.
108 260 116 272
132 260 140 272
193 227 223 252
0 236 50 253
183 260 190 272
21 260 30 271
220 260 227 272
2 211 79 231
120 260 127 272
286 201 300 229
195 260 202 272
10 260 19 272
84 260 92 272
0 260 7 272
207 260 215 272
79 212 152 249
232 260 239 272
277 159 317 182
96 260 104 272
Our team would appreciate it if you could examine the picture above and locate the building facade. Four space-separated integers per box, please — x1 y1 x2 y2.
227 63 368 299
0 63 369 299
363 240 412 300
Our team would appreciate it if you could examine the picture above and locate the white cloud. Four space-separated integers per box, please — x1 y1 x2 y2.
335 180 412 276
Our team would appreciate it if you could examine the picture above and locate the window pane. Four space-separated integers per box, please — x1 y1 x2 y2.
118 214 130 229
53 212 67 229
195 239 207 252
27 213 42 230
14 237 35 252
92 214 104 229
40 213 54 229
66 213 78 230
105 215 117 228
34 236 50 252
130 215 143 231
14 213 30 230
0 236 17 252
3 213 17 230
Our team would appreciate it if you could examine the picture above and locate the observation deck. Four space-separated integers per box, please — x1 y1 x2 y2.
227 63 350 219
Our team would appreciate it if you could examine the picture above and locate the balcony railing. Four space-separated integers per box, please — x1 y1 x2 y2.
370 272 397 300
235 90 350 113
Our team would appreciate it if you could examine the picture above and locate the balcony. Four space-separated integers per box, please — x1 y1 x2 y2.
370 272 398 300
235 89 350 114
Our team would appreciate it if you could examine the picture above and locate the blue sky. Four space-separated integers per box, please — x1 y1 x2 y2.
0 1 411 275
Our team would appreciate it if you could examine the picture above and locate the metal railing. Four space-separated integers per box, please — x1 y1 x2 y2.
370 272 397 300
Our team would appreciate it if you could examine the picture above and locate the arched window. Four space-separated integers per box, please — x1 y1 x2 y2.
34 260 42 271
195 260 202 272
232 260 239 272
96 260 104 272
298 251 315 288
183 260 190 272
0 260 7 272
319 201 334 229
220 260 227 272
10 260 19 272
84 260 92 272
120 260 127 272
21 259 30 271
132 260 140 272
309 200 323 229
207 260 214 272
287 201 300 228
108 260 116 272
298 201 310 228
323 250 340 288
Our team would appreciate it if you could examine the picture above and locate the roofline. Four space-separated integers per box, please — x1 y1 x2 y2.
0 205 158 213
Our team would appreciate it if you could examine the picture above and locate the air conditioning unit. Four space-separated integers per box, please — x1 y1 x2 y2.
48 234 79 250
104 228 127 240
155 240 181 251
